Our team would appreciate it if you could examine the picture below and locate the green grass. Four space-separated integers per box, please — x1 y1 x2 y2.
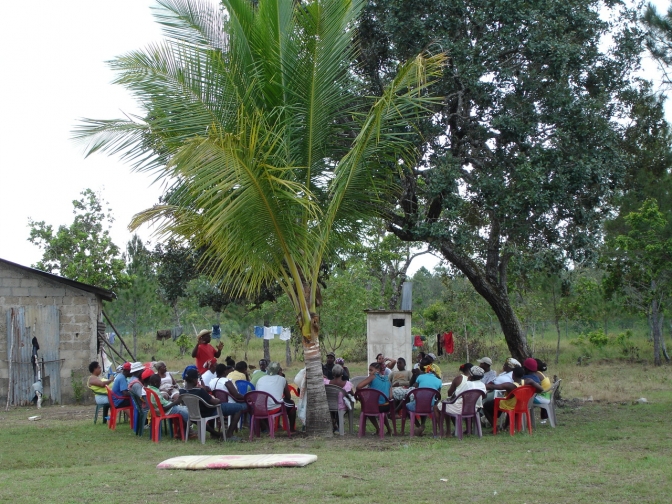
2 362 672 503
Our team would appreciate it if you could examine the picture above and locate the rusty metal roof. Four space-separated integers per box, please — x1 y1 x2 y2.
0 257 116 302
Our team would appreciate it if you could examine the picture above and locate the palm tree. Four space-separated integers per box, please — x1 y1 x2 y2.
75 0 444 435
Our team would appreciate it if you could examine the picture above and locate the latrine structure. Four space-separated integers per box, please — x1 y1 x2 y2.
0 258 115 405
365 310 413 367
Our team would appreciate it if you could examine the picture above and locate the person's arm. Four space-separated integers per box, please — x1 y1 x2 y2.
355 373 375 391
282 382 292 403
88 375 111 388
214 341 224 358
524 379 544 393
204 390 221 405
446 374 463 397
385 358 397 370
225 381 245 401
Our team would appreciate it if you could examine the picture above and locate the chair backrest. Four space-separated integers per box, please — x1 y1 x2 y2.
406 387 441 414
212 389 232 404
326 384 353 412
130 391 145 414
106 385 126 405
236 380 255 395
549 379 562 402
508 385 536 413
350 376 367 388
144 387 168 418
245 391 281 416
354 388 387 414
180 394 210 420
455 389 486 415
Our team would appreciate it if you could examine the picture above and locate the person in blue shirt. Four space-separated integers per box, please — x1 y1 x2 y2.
355 362 392 436
405 357 442 436
111 362 132 407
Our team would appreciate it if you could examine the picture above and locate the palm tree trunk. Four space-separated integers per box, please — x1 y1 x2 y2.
303 313 333 436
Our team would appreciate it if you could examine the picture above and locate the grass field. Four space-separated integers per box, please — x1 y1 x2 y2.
1 362 671 503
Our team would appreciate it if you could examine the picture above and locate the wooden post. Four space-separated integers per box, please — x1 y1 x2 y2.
102 310 136 361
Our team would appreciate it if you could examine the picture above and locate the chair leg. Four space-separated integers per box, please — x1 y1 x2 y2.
358 413 365 437
455 415 463 440
409 413 415 437
338 411 345 436
379 414 385 439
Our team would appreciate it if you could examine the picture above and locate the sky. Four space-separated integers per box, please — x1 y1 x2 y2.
1 0 669 278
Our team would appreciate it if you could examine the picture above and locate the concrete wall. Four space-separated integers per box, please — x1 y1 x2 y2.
366 310 412 370
0 261 100 404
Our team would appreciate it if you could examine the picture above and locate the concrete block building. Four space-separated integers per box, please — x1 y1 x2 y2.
0 258 115 405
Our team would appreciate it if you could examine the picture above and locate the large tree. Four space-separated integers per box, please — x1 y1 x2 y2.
76 0 444 435
28 188 128 291
356 0 644 360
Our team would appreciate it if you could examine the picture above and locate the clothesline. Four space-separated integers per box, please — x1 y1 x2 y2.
253 326 292 341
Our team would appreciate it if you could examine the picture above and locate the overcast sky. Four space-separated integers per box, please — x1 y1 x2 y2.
1 0 668 278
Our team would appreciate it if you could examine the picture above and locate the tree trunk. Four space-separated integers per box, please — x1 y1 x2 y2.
263 339 270 362
551 284 562 365
285 339 292 368
303 313 333 436
651 296 662 366
133 330 137 360
429 241 530 361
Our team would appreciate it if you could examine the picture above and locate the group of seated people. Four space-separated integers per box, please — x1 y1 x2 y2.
337 352 554 436
88 344 554 440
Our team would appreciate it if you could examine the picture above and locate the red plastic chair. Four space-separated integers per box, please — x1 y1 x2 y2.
288 385 299 397
144 387 185 443
493 385 536 435
245 391 292 441
399 387 441 437
213 389 247 430
105 386 134 431
354 388 395 439
440 389 486 439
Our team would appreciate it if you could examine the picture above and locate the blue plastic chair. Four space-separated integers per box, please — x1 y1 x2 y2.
235 380 255 395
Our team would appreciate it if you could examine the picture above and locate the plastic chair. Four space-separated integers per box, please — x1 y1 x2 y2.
325 384 355 435
493 385 536 435
531 379 561 428
93 402 107 424
144 387 185 443
354 388 395 439
235 380 255 395
105 386 133 431
399 387 441 437
130 392 149 437
288 385 299 397
350 376 367 389
440 389 486 439
181 394 226 444
245 391 292 441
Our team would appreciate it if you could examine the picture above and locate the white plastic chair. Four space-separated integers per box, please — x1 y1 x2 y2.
181 394 225 444
325 384 355 435
531 379 561 428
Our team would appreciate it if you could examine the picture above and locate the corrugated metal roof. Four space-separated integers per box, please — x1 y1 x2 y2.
0 257 116 302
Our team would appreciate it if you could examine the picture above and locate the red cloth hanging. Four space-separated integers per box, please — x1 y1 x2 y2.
443 332 454 354
413 335 423 347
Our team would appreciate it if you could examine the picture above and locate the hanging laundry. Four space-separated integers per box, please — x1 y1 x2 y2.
443 331 454 355
272 326 282 335
212 324 221 339
413 335 423 347
254 326 264 338
263 326 274 340
280 328 291 341
108 332 116 345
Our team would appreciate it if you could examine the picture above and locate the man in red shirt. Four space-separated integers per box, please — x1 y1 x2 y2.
191 329 224 373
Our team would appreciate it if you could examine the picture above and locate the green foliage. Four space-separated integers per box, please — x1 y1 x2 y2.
28 189 129 290
615 330 639 361
174 333 192 357
70 369 84 404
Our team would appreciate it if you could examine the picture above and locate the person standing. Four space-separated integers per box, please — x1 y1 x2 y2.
191 329 223 373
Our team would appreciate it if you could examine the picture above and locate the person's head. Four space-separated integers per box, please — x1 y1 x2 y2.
149 373 161 388
332 364 344 378
154 361 168 375
397 357 407 371
184 368 199 385
122 361 132 377
88 361 101 375
335 357 345 366
523 358 538 373
368 362 381 375
130 362 145 377
376 353 384 364
258 359 268 372
469 366 484 381
503 357 521 372
225 355 236 367
326 352 335 365
141 368 154 385
223 365 233 376
267 362 282 376
419 356 433 370
416 351 426 363
235 361 248 373
512 366 525 381
428 353 437 362
535 358 548 372
197 329 212 344
215 363 228 377
459 362 473 375
477 357 492 372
